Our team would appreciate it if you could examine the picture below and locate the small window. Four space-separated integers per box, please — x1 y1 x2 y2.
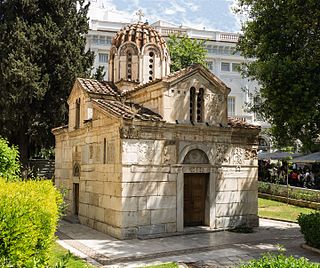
228 96 235 116
92 35 99 44
206 61 213 70
75 98 81 129
99 53 108 63
189 87 196 122
232 63 240 72
197 88 204 122
106 36 112 44
221 62 230 72
99 36 106 44
103 138 106 164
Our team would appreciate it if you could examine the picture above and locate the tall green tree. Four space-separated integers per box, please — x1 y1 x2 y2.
234 0 320 151
167 34 207 72
0 0 94 163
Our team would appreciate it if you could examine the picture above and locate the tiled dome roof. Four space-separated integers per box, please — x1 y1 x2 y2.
112 22 167 51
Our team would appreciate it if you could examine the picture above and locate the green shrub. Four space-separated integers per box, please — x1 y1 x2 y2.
0 137 20 181
298 212 320 249
258 181 320 203
240 253 319 267
0 179 63 267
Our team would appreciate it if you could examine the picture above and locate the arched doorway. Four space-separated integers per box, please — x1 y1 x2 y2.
183 149 210 227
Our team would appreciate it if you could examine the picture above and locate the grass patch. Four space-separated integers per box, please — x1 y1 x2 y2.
50 242 94 268
143 263 178 268
258 198 316 222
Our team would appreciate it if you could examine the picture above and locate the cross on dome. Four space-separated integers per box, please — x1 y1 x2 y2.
136 9 144 22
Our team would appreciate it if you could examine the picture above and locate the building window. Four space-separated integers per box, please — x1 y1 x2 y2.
190 87 196 122
103 138 106 164
206 61 213 70
197 88 204 122
93 35 99 44
127 52 132 80
148 51 155 81
228 96 235 116
221 62 230 72
106 36 112 44
99 53 108 63
232 63 240 72
75 98 81 129
190 87 204 123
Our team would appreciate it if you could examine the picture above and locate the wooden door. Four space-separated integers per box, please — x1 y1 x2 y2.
184 173 208 226
73 183 79 216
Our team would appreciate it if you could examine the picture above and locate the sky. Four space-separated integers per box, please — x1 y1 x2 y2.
88 0 242 33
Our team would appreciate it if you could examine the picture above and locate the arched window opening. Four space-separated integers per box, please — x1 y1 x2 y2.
73 162 80 177
197 88 204 122
127 52 132 80
75 98 80 129
111 53 115 82
183 149 209 164
148 51 155 81
190 87 196 122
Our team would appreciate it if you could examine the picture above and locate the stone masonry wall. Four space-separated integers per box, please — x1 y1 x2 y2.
118 123 259 238
55 109 124 238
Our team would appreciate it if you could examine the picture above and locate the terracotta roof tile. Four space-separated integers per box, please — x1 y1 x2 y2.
123 64 230 95
92 98 163 122
112 22 167 51
228 117 261 129
78 78 121 96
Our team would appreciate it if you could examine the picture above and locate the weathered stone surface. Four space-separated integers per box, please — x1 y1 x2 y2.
122 182 156 196
138 224 166 235
217 179 238 191
147 196 176 209
137 210 151 225
151 208 176 224
216 191 240 204
157 182 176 196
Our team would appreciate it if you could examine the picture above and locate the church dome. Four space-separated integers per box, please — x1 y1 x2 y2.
108 21 170 88
112 22 167 52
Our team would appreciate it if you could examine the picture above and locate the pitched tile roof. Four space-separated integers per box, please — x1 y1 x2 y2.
123 64 230 95
77 78 121 97
92 98 163 122
228 117 261 129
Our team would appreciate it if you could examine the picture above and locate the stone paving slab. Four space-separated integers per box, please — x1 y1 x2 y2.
57 219 320 267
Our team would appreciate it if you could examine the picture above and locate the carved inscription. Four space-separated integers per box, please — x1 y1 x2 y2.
233 147 245 165
215 143 230 165
245 148 258 160
120 126 141 139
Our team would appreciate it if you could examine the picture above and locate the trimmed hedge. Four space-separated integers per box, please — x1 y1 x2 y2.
259 181 320 203
0 179 63 267
298 212 320 249
240 253 319 267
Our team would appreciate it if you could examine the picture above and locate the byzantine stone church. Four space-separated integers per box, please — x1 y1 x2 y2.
53 22 260 239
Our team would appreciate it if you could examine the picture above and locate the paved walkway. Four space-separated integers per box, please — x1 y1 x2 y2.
56 219 320 267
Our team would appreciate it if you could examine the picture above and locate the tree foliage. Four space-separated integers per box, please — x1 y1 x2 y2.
0 137 20 181
92 65 106 81
235 0 320 150
0 0 94 163
167 34 207 72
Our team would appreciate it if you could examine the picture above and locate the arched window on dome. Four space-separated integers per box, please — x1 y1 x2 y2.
111 53 115 82
126 51 132 80
148 51 155 81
